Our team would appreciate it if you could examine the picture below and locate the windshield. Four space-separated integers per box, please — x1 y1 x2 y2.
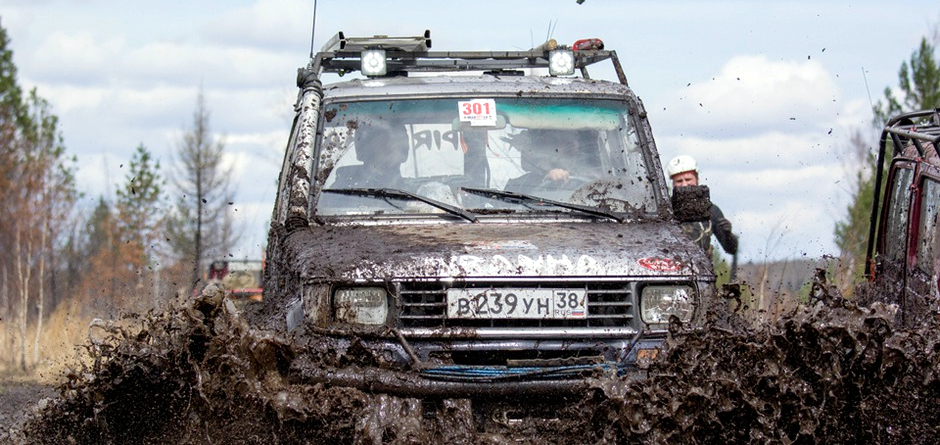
314 97 659 218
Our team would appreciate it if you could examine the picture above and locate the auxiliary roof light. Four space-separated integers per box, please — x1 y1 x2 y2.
361 49 387 76
548 48 575 76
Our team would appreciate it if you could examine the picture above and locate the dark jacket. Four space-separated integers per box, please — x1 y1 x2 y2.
680 204 737 256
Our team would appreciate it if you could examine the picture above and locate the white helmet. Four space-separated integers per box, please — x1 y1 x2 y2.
667 155 698 177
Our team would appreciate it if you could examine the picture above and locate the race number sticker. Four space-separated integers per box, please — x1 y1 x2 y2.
457 99 497 127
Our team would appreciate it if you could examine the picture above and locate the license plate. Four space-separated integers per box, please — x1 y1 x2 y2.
446 288 587 319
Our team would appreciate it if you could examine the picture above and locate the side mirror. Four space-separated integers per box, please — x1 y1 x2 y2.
672 185 712 222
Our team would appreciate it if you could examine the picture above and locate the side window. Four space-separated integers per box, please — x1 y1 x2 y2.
915 177 940 273
883 167 913 262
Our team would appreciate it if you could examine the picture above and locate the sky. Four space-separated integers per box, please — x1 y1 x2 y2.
1 0 938 265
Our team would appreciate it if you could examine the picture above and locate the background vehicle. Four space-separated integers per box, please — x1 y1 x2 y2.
262 30 718 431
206 259 264 302
865 108 940 326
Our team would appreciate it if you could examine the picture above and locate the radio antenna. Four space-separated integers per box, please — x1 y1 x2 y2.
308 0 318 59
861 66 881 126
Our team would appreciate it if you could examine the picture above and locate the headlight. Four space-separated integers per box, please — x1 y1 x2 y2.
334 287 388 325
548 49 575 76
361 49 387 76
640 285 694 324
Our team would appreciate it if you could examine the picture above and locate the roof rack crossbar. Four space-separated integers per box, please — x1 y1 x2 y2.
882 107 940 157
311 49 622 82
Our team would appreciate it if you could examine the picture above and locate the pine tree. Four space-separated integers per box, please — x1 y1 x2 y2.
874 37 940 125
115 145 165 274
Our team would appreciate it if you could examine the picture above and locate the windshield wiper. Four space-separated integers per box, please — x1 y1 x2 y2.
322 188 478 223
460 187 624 222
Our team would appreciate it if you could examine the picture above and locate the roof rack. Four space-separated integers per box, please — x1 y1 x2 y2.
307 30 630 86
880 108 940 158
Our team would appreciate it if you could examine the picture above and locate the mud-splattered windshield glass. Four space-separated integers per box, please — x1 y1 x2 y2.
315 97 657 217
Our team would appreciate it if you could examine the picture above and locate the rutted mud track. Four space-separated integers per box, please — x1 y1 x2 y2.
5 281 940 444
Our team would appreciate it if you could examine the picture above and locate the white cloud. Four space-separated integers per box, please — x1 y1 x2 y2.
658 131 837 173
117 42 296 88
656 55 840 136
15 10 303 90
24 84 106 114
35 83 192 123
204 0 311 52
29 31 125 85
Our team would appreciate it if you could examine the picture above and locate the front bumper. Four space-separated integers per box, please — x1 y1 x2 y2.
291 361 595 397
289 333 663 398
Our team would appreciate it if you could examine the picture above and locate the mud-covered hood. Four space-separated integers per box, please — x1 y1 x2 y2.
285 220 713 281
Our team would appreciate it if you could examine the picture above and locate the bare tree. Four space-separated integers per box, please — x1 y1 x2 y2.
165 90 235 292
0 23 27 367
0 22 76 369
4 91 75 369
28 91 75 365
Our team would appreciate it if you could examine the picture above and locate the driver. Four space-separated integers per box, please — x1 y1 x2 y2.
331 121 409 190
504 129 591 193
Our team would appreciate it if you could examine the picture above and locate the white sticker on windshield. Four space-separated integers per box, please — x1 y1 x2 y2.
457 99 497 127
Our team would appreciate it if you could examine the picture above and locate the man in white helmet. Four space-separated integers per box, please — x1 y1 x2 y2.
667 155 738 258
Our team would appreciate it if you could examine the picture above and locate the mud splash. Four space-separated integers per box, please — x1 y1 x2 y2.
7 281 940 444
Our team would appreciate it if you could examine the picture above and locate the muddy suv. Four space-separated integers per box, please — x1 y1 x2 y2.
865 108 940 326
264 31 717 408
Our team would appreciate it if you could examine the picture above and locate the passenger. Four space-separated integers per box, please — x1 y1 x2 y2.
667 155 738 256
504 129 591 193
332 122 409 190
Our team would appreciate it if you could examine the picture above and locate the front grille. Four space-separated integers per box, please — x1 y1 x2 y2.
397 280 635 328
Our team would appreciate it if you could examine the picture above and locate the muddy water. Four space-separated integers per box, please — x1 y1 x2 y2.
7 280 940 444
